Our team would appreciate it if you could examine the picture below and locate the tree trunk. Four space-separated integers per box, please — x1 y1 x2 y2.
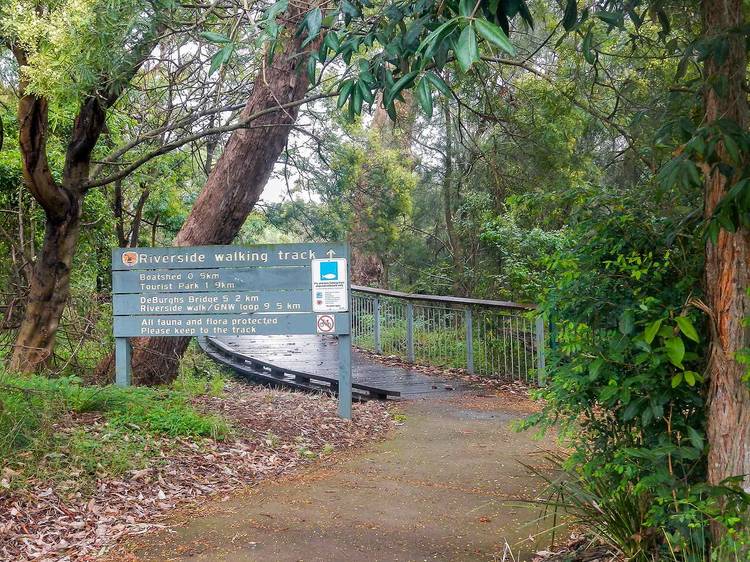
9 19 168 373
114 180 128 247
120 6 318 385
702 0 750 517
9 209 81 371
129 186 150 246
441 100 465 296
7 62 92 371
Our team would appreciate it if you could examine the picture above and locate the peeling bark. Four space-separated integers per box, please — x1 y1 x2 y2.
701 0 750 512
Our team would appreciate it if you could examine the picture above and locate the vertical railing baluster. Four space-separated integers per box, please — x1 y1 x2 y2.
535 315 546 385
516 315 523 381
374 296 382 354
350 287 537 384
465 307 474 374
406 301 414 363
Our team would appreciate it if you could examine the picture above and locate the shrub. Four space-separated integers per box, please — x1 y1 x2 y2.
527 205 750 559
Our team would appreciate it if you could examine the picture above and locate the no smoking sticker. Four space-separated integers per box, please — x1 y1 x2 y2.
316 314 336 334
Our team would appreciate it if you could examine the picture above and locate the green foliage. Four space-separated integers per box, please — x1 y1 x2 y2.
323 127 416 258
279 0 534 120
480 212 567 302
2 0 173 109
533 454 657 560
535 455 750 562
526 199 749 558
0 370 230 465
174 344 228 398
31 426 159 497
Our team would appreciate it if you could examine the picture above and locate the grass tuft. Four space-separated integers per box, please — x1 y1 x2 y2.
0 358 232 496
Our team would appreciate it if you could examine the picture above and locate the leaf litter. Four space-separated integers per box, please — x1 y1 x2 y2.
0 380 392 561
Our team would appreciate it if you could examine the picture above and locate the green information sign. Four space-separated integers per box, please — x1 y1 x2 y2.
112 243 352 419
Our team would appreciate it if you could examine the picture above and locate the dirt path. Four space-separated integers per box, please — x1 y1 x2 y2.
125 393 555 562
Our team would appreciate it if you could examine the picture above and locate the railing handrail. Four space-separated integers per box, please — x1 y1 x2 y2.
351 285 536 311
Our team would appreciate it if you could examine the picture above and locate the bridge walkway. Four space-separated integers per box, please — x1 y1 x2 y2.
201 335 463 400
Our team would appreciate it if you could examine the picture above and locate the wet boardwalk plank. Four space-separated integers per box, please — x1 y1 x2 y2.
211 335 462 398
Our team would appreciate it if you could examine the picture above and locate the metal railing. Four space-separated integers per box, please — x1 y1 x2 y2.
351 286 545 385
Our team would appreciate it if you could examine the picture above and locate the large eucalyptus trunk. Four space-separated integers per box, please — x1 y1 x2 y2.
9 84 105 371
701 0 750 520
122 6 318 385
9 207 81 371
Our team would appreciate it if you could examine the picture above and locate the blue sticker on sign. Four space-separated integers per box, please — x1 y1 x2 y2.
320 261 339 280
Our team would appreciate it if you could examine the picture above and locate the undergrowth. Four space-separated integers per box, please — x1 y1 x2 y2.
0 349 231 497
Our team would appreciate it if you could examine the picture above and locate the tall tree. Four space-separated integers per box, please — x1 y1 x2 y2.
349 95 417 287
700 0 750 498
122 0 322 384
5 1 168 371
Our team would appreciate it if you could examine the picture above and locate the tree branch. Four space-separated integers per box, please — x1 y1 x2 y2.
84 92 336 189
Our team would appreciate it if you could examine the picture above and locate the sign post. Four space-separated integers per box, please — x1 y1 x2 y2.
112 243 353 419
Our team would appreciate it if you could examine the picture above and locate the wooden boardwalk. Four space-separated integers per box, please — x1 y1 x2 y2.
203 335 463 399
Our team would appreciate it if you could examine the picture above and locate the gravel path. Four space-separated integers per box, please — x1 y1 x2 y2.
124 392 556 562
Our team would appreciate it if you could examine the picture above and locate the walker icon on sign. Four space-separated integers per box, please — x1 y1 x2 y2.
316 314 336 334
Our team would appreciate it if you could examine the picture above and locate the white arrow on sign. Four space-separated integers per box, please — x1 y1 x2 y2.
326 249 336 259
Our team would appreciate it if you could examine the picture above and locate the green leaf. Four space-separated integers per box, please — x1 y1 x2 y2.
656 10 670 37
597 11 624 28
599 385 618 402
651 400 664 420
707 219 721 244
385 100 397 121
582 27 595 64
265 0 288 19
324 31 341 53
623 399 642 421
644 319 662 344
306 8 322 39
420 22 459 65
723 133 740 164
562 0 577 31
416 77 433 118
459 0 474 18
665 336 685 368
208 44 233 75
200 31 232 44
351 84 363 114
687 427 704 450
340 0 360 19
588 357 604 379
357 80 374 104
337 81 353 109
417 20 456 55
455 25 479 72
384 71 418 107
618 310 634 335
306 55 317 82
684 370 697 386
675 316 700 343
474 19 515 56
671 373 683 388
426 71 452 97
